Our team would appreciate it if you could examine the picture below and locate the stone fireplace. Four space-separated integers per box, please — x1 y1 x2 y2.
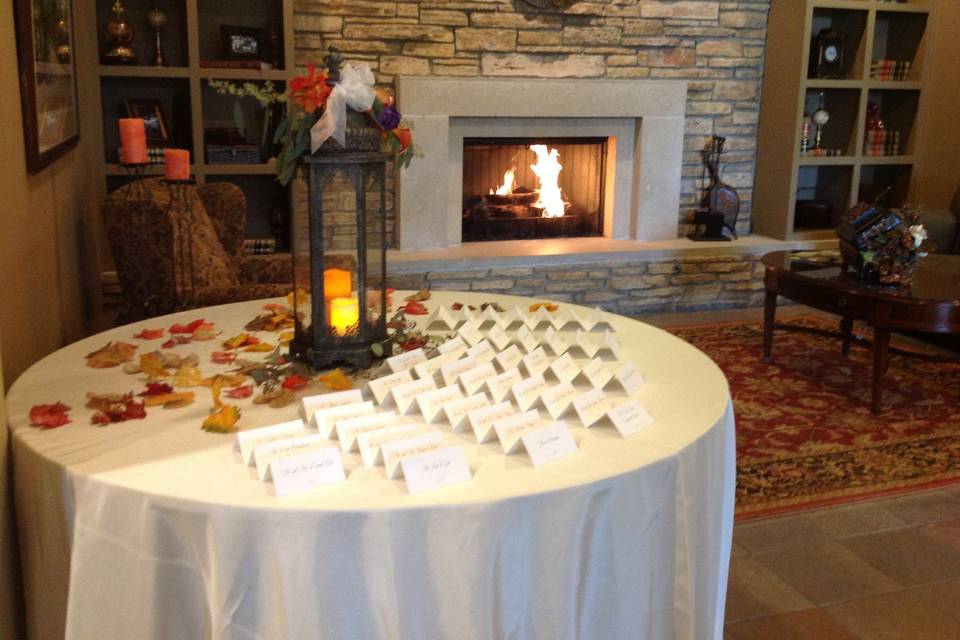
396 76 686 250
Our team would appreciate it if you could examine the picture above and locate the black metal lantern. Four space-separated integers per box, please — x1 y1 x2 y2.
289 149 393 369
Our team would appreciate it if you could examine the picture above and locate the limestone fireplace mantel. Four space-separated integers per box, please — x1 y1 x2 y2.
396 76 688 251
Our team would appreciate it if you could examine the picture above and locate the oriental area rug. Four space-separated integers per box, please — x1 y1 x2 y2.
667 316 960 521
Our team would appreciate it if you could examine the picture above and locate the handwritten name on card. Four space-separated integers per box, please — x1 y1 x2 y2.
336 411 400 452
486 324 512 351
548 353 580 384
543 327 570 356
603 331 622 359
401 447 472 495
457 321 484 347
416 384 464 423
270 447 346 496
412 351 458 382
493 409 541 454
466 340 495 365
575 331 601 358
437 335 467 356
382 431 444 479
581 358 613 389
573 387 609 427
540 381 577 420
494 344 523 373
615 363 644 396
310 401 375 438
468 401 515 443
443 393 489 432
440 356 477 387
391 377 438 415
386 347 427 374
516 325 540 354
357 424 423 467
253 434 326 480
606 400 654 438
367 370 414 405
486 368 524 403
522 347 550 378
517 309 539 331
512 373 549 412
236 420 305 465
521 421 578 467
458 362 498 396
301 389 364 420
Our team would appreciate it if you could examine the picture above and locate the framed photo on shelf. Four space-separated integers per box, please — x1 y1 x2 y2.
221 26 265 61
124 98 169 145
13 0 80 174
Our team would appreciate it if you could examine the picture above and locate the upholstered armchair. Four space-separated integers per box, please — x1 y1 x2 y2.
103 178 292 322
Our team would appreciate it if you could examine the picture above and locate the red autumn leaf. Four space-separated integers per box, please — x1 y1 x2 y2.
398 336 428 352
211 351 237 365
91 399 147 425
29 402 72 428
225 385 254 399
451 302 463 310
281 374 310 390
170 319 205 334
402 301 429 315
161 339 176 349
139 383 174 397
133 328 165 340
386 319 407 330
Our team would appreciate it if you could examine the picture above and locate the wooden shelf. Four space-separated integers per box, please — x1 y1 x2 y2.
97 65 191 78
812 1 930 13
204 163 278 175
798 155 858 165
859 155 916 164
197 68 290 81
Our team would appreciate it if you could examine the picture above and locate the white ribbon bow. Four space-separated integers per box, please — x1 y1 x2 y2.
310 62 377 152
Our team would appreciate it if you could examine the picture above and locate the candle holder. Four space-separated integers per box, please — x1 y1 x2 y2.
146 0 167 67
103 0 137 65
119 162 150 202
164 178 198 310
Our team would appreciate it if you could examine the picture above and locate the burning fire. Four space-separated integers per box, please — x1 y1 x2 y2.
529 145 565 218
491 169 515 196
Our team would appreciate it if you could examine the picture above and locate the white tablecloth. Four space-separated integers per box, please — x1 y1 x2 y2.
9 292 735 640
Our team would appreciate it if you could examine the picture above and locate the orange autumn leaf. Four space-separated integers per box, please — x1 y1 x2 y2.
191 323 218 341
172 364 203 388
86 342 138 368
143 391 195 408
139 353 170 381
318 368 353 391
202 405 241 433
279 331 294 344
133 328 165 340
201 373 247 388
222 333 259 350
528 302 559 313
243 342 276 353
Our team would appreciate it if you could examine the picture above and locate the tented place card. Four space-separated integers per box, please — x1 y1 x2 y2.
253 434 327 480
521 347 550 378
494 344 523 373
515 325 540 354
427 306 460 330
301 389 364 420
236 419 305 465
521 421 578 467
485 324 512 352
481 306 501 327
357 424 425 467
443 393 489 431
580 358 613 389
512 373 549 412
466 340 496 365
572 387 610 428
383 431 444 479
462 307 482 327
572 309 598 332
547 353 580 384
601 332 622 359
368 370 414 405
412 351 459 383
270 446 346 496
457 321 485 347
550 309 574 330
493 409 541 454
543 327 570 356
533 306 554 328
440 356 477 387
614 363 645 396
336 411 400 452
437 335 467 356
540 381 577 420
416 384 464 423
575 331 601 358
391 377 437 415
493 308 518 330
606 400 654 438
517 308 539 331
311 401 376 438
458 362 498 395
486 368 524 403
468 401 515 443
591 308 615 331
386 348 427 374
401 447 472 495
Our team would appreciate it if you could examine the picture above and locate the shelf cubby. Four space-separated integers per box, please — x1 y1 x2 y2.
859 163 913 207
872 10 928 81
808 7 868 80
200 78 285 165
96 0 189 68
864 89 920 155
99 76 193 164
206 174 289 249
803 88 861 155
197 0 285 70
795 164 855 230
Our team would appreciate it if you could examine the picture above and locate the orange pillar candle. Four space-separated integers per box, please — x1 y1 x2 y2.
118 118 148 164
164 149 190 181
329 297 360 336
323 268 352 300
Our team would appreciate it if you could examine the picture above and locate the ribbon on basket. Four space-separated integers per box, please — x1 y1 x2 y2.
310 62 376 152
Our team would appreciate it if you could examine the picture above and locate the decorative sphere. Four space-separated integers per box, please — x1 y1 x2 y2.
106 18 134 45
147 9 167 29
812 108 830 126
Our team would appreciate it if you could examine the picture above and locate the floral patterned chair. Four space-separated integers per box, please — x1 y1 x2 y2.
102 178 292 322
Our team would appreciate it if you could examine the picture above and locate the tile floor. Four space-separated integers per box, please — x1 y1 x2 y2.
640 306 960 639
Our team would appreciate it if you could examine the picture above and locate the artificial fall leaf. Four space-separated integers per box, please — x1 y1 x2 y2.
317 368 353 391
161 339 177 349
202 405 241 433
528 302 559 313
86 342 137 368
281 374 310 390
85 391 133 410
139 382 174 397
243 342 276 353
86 393 146 425
143 392 195 408
191 323 218 341
279 331 294 344
133 328 165 340
386 319 407 330
29 402 71 429
451 303 463 310
398 336 428 352
253 388 296 408
404 288 432 302
225 385 253 399
402 301 429 316
170 319 205 334
210 351 237 365
172 364 204 388
139 353 170 381
222 333 260 350
202 373 247 388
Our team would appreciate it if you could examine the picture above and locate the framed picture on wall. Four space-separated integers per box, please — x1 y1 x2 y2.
124 98 169 145
13 0 80 174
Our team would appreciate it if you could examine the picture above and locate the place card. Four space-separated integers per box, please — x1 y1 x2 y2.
416 384 464 423
601 331 622 359
515 325 540 354
458 362 498 395
486 367 524 403
573 387 610 428
533 305 554 328
606 400 654 438
386 347 427 374
494 344 523 373
486 324 512 352
575 330 600 358
383 431 444 479
310 401 376 438
466 339 496 365
427 306 459 330
481 306 501 327
540 381 577 420
336 411 400 452
517 307 539 331
580 357 613 389
301 389 364 420
357 424 424 467
591 308 615 331
412 351 459 383
493 409 541 454
367 370 415 406
442 393 489 432
547 353 580 384
457 321 485 347
270 446 346 496
468 401 515 443
512 373 549 412
462 307 482 327
236 419 306 466
521 346 550 378
494 308 518 329
614 362 644 396
401 447 472 495
390 377 437 415
440 356 477 387
437 335 467 356
253 434 327 480
550 309 574 330
521 421 578 467
572 309 598 332
543 327 570 356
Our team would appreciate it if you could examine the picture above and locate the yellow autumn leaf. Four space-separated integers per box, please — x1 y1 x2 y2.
201 373 247 388
191 323 218 341
139 353 170 381
318 368 353 391
222 333 251 349
143 392 195 408
172 364 203 388
243 343 276 353
202 405 241 433
279 331 294 344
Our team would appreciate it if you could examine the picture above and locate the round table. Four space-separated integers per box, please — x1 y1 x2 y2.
9 292 734 640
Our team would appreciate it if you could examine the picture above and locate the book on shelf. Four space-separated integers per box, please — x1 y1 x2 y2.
200 60 274 71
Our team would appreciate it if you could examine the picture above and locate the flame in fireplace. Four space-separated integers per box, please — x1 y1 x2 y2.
490 169 516 196
529 145 565 218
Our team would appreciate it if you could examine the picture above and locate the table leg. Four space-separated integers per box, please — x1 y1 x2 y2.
762 290 777 363
840 317 853 357
872 327 891 413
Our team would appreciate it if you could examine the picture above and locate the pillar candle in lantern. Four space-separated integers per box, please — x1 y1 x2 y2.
164 149 190 181
323 268 352 300
329 297 360 336
118 118 148 164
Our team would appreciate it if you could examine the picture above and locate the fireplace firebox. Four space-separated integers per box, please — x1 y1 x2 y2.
462 137 607 243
